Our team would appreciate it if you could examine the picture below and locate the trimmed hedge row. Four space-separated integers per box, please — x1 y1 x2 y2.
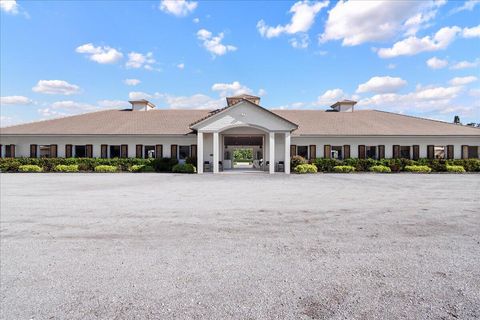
310 158 480 173
0 157 183 173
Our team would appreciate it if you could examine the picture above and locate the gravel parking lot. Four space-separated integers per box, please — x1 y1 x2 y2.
1 173 479 319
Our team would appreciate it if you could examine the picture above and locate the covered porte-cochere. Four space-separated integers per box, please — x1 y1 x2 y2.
190 97 298 174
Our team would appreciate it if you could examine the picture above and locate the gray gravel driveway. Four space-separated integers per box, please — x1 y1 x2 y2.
1 173 479 319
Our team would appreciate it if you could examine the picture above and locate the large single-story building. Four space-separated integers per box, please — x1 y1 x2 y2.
1 95 479 174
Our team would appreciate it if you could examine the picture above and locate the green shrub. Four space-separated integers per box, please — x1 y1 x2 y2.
333 165 356 173
429 159 447 172
172 163 196 173
404 165 432 173
152 157 178 172
446 165 466 173
185 156 197 166
312 158 342 172
94 165 118 173
18 165 43 172
448 159 480 172
293 163 318 174
129 165 144 172
54 165 79 172
291 155 307 169
143 165 155 172
0 159 22 172
129 165 155 172
369 165 392 173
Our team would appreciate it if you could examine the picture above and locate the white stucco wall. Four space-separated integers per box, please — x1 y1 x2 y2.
290 136 480 159
1 134 478 160
0 135 196 158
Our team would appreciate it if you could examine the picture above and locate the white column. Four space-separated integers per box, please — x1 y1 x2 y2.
269 132 275 174
197 132 203 174
284 132 291 174
213 131 219 173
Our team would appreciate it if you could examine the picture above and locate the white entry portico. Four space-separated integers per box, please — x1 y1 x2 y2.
190 97 298 174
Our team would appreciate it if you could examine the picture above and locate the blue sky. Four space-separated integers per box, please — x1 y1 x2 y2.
1 0 479 126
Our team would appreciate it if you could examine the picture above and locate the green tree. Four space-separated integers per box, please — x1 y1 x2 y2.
233 149 253 161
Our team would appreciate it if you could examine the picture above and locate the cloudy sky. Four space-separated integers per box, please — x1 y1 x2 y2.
1 0 479 126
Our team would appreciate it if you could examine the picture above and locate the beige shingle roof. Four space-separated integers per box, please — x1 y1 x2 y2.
273 110 480 136
1 108 479 136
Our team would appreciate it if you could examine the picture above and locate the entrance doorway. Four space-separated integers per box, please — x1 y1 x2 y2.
223 135 264 171
233 148 253 169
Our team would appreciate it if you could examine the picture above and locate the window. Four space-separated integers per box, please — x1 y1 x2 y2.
366 146 377 159
331 146 343 159
39 145 51 158
179 145 190 160
468 146 479 158
400 146 411 159
297 146 308 158
5 145 13 157
434 146 445 159
144 145 155 158
75 145 86 158
110 145 120 158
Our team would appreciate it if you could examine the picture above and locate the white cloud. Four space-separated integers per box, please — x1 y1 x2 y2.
124 78 141 86
358 85 464 114
211 81 252 97
258 88 267 96
0 95 32 105
449 76 478 86
50 100 97 112
193 17 200 23
469 88 480 97
197 29 237 57
126 52 156 70
450 58 480 69
97 100 131 108
0 0 18 14
426 57 448 69
320 1 444 46
289 34 310 49
128 91 154 100
38 100 100 118
257 0 329 38
75 43 123 64
159 0 197 17
32 80 81 95
128 90 223 110
387 63 396 69
316 88 347 105
403 1 446 36
356 76 407 94
177 63 185 70
463 25 480 38
377 26 461 58
450 0 480 14
162 94 223 109
0 115 15 127
37 99 129 118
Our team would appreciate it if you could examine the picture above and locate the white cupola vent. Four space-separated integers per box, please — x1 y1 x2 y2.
330 100 357 112
129 99 156 111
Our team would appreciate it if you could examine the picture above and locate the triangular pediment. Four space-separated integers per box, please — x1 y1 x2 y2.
190 99 298 132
